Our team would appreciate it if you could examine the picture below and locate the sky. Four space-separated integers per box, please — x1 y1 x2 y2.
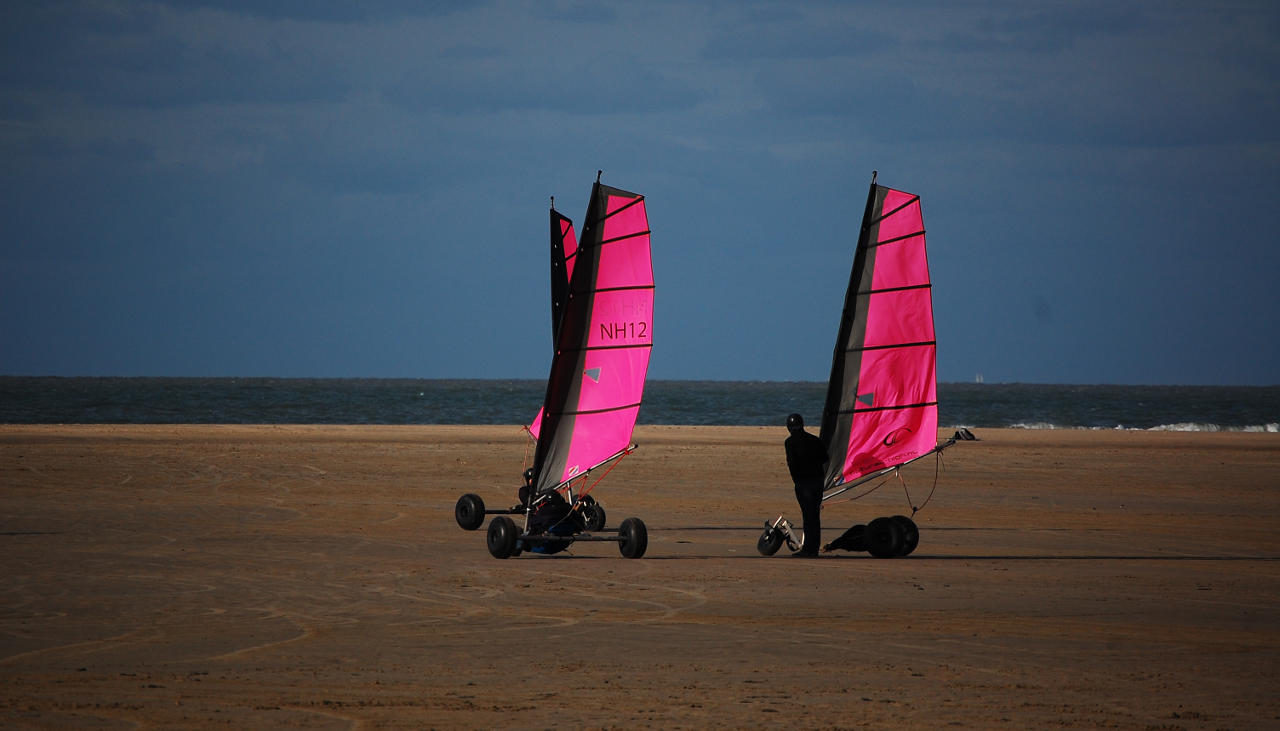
2 1 1278 385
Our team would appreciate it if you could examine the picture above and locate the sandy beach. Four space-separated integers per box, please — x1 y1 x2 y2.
1 424 1277 729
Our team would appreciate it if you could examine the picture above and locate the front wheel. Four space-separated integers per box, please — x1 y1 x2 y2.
455 493 485 531
487 516 518 559
757 526 784 556
618 517 648 559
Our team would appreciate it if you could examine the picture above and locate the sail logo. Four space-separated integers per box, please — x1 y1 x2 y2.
882 426 914 446
584 367 601 383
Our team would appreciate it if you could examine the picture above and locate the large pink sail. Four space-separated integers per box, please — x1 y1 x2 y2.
530 205 579 441
819 178 937 488
532 179 653 493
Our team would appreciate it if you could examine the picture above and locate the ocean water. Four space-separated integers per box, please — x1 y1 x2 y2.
1 377 1277 431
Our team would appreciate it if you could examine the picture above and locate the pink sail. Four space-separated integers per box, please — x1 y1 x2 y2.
530 205 579 441
531 179 653 493
819 178 938 487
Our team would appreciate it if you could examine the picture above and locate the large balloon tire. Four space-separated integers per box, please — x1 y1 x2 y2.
866 516 904 559
582 498 607 532
891 515 919 557
455 493 485 531
757 527 784 556
487 516 518 559
618 517 648 559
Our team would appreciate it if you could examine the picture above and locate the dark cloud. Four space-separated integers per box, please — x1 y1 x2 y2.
701 21 894 61
385 62 705 116
1 2 349 108
155 0 476 23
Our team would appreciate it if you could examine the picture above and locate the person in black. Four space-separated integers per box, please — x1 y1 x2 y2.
784 413 826 557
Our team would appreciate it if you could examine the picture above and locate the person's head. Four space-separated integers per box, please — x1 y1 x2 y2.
786 413 804 434
523 467 535 485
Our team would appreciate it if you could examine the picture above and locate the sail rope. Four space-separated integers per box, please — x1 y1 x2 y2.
520 426 535 473
821 446 949 515
542 448 633 534
822 472 895 507
908 450 947 516
574 448 631 503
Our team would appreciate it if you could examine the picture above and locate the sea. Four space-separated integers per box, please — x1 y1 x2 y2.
1 377 1277 432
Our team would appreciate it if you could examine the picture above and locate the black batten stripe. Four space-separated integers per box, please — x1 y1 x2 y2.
845 340 936 354
548 401 643 418
835 400 938 416
869 229 925 248
559 342 652 353
588 284 655 295
868 195 920 226
601 229 651 246
859 282 931 296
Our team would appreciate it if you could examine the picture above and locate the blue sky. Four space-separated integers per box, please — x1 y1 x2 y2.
2 1 1277 385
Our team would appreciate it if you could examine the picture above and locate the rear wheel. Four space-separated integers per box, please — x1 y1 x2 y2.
891 515 919 556
455 493 485 531
487 516 518 559
581 497 607 532
757 526 784 556
618 517 648 559
866 516 903 558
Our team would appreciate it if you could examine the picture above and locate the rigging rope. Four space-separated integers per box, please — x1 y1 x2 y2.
821 447 949 516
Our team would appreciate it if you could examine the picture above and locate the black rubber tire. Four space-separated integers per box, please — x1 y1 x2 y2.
618 517 648 559
866 516 903 559
487 516 518 559
583 498 607 532
757 527 784 556
891 515 919 557
455 493 485 531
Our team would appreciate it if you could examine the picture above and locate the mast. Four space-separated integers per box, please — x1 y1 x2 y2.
548 199 576 344
819 173 883 460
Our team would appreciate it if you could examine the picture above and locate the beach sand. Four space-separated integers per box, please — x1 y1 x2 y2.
1 424 1277 729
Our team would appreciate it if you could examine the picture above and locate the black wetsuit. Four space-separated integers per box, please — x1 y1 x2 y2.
784 428 827 555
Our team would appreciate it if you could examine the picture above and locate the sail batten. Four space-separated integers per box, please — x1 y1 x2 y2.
870 231 925 248
870 196 920 224
600 230 652 246
846 340 937 353
546 400 644 418
833 401 938 415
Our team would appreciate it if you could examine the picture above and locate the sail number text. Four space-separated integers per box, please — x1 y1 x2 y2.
599 321 649 341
